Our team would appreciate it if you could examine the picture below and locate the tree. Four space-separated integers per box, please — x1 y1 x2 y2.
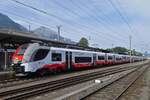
106 46 128 54
113 47 128 54
78 37 89 47
106 46 143 56
132 50 143 56
105 48 113 53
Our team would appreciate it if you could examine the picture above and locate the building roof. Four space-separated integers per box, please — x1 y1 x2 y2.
0 28 109 53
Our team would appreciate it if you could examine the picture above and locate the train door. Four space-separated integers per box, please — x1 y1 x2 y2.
65 51 72 70
69 52 72 69
93 53 96 66
113 55 116 64
105 53 107 64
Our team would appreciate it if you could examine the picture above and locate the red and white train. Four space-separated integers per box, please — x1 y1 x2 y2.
11 43 145 75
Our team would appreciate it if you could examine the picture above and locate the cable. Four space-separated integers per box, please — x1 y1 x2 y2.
107 0 136 35
115 0 142 40
47 0 125 43
87 0 128 39
8 0 130 47
0 8 112 46
84 0 127 40
10 0 124 44
108 0 143 49
11 0 67 22
0 8 56 29
51 0 131 47
69 0 128 43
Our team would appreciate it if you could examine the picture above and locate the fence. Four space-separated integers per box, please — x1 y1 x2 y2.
0 52 13 71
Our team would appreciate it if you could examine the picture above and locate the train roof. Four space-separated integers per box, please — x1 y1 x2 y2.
29 43 143 58
50 47 101 54
27 43 104 54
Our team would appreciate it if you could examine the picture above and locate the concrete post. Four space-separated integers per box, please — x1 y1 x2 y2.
4 48 8 70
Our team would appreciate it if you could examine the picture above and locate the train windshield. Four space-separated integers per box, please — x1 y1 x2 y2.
17 44 29 55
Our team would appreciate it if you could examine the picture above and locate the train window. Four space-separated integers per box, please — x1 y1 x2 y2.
98 56 105 60
52 53 62 61
116 57 119 60
75 57 92 63
116 57 122 60
108 56 113 60
33 49 49 61
17 44 28 55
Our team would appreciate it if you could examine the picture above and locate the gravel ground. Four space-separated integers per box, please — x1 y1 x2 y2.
0 61 146 93
28 61 150 100
83 64 148 100
119 64 150 100
0 71 15 81
29 68 135 100
0 61 148 100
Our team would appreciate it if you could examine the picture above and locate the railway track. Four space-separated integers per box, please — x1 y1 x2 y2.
113 65 148 100
0 63 145 100
83 64 149 100
0 78 20 84
0 61 146 89
0 76 52 89
0 67 123 89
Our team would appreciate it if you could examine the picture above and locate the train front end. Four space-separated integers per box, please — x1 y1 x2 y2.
12 43 43 76
11 44 29 74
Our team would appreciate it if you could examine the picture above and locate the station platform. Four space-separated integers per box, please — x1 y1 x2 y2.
0 71 15 81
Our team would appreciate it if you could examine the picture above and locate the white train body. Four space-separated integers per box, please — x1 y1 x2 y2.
11 43 146 75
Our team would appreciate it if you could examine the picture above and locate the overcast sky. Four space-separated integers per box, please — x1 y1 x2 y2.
0 0 150 52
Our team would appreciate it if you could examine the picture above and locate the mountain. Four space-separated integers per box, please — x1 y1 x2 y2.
33 26 76 44
0 13 75 44
0 13 27 32
33 26 58 39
